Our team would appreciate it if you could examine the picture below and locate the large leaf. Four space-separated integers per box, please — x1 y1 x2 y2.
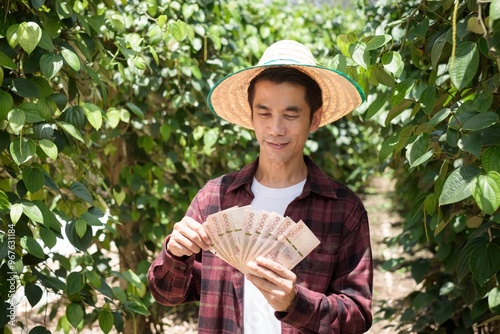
449 41 479 90
70 182 93 203
10 138 36 165
25 283 43 307
439 165 482 205
23 166 45 193
66 303 84 328
67 272 85 295
457 237 486 283
98 310 114 334
21 236 45 259
57 121 84 143
7 108 25 134
405 133 433 168
0 90 14 121
0 191 10 210
39 139 58 159
18 22 42 55
462 112 499 131
61 47 80 71
471 172 500 215
82 102 103 130
470 241 500 286
482 146 500 172
40 53 64 80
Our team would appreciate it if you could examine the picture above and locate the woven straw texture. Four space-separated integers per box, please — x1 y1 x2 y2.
207 40 365 130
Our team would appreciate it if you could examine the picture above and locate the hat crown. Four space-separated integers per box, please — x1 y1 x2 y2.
257 40 316 66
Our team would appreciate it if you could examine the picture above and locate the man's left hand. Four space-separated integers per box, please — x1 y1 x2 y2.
246 256 297 312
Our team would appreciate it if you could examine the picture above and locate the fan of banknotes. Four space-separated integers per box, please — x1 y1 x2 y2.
202 205 320 274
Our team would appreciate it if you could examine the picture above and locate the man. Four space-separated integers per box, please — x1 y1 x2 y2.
148 40 373 333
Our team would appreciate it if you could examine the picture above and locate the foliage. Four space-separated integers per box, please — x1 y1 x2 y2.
0 0 379 332
346 0 500 332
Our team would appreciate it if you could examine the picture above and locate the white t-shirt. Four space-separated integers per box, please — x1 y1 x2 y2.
243 178 306 334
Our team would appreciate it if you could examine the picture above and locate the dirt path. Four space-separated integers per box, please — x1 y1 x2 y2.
364 176 413 334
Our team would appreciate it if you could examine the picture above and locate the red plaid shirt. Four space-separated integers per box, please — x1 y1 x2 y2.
148 156 373 333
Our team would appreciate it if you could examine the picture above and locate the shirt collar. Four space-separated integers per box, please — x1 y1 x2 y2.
226 156 337 199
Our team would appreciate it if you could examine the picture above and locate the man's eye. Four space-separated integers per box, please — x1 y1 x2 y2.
258 113 271 117
284 115 299 119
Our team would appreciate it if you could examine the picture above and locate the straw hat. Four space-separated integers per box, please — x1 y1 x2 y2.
207 40 365 130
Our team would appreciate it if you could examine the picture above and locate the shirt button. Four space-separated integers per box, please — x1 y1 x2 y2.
178 266 186 270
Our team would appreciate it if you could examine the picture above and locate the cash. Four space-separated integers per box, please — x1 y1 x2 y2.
203 206 320 274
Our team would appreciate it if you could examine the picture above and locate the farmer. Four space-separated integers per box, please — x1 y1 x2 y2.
148 40 373 333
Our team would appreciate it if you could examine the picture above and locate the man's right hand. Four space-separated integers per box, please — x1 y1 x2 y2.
166 216 212 257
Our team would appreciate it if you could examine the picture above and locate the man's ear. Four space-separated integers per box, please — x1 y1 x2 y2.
310 108 323 132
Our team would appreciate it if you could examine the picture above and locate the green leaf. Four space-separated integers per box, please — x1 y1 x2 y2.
70 182 93 203
420 85 436 114
39 226 57 249
462 112 499 131
39 139 58 159
0 51 18 69
23 166 45 193
122 269 143 290
427 108 451 131
365 34 392 50
458 132 482 157
457 237 485 283
40 53 64 80
65 219 93 251
489 287 500 313
10 138 37 165
0 190 10 210
406 133 433 168
482 146 500 173
67 272 85 295
25 283 43 307
125 102 144 119
382 51 404 77
10 203 23 224
424 193 438 216
75 218 87 238
379 135 399 162
366 92 389 119
8 108 25 134
471 172 500 215
18 22 42 55
28 325 51 334
489 0 500 32
22 236 45 258
61 47 80 71
10 78 40 98
21 200 44 223
124 300 151 316
85 271 102 288
98 310 114 334
82 102 103 131
57 121 84 143
470 241 500 286
66 303 84 328
439 165 482 205
350 42 369 70
0 90 14 121
449 41 479 90
168 20 187 41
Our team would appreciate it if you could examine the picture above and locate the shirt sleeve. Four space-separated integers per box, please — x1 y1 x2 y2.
147 186 210 306
276 206 373 333
147 235 202 306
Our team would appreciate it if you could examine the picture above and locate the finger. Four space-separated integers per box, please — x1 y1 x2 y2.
181 217 212 247
255 256 296 280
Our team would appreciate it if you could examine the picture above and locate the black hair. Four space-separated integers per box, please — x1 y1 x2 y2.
247 67 323 123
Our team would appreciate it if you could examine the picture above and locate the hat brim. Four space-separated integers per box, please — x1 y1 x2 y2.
207 64 365 130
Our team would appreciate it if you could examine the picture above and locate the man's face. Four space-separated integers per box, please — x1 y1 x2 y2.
251 80 321 166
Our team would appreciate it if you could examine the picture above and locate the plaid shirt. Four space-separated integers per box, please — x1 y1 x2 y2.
148 156 373 333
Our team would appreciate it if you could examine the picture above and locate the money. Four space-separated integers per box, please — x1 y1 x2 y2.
202 206 320 274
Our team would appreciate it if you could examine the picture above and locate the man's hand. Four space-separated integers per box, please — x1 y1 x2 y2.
167 216 212 257
246 256 297 312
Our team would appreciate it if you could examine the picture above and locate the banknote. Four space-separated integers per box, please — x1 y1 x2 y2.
202 206 320 273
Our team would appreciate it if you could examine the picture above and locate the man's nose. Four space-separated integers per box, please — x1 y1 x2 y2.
270 117 286 136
